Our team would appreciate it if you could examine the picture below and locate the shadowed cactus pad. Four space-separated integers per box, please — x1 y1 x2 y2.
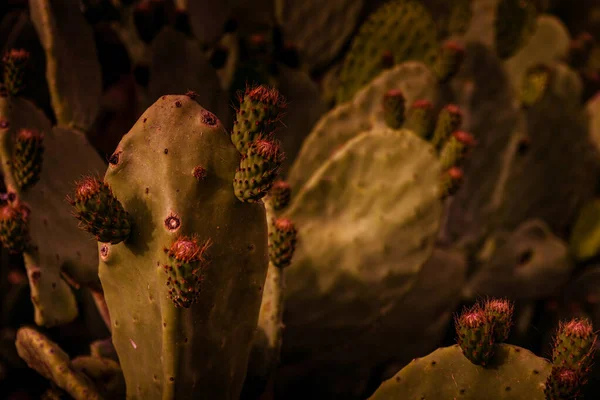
494 0 537 59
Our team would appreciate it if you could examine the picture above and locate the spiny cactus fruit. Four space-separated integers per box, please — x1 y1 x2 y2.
552 318 597 373
269 180 291 211
268 218 297 269
336 0 439 103
439 131 476 170
231 85 287 154
382 89 406 129
494 0 538 59
484 298 514 342
432 104 463 150
0 202 31 253
73 89 282 398
12 129 44 192
433 40 466 83
404 99 436 139
455 304 496 365
544 367 582 400
2 49 30 97
69 177 132 244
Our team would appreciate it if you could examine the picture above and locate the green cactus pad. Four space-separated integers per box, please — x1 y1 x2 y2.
494 0 537 59
0 96 106 327
12 128 44 191
569 199 600 262
336 0 439 103
15 327 101 400
464 219 573 300
281 127 442 370
288 61 438 192
369 344 551 399
30 0 102 130
275 0 365 70
98 94 269 399
70 177 132 244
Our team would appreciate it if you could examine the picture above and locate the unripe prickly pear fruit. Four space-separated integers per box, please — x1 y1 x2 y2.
269 181 291 211
552 318 597 373
233 138 284 202
520 64 552 107
544 367 582 400
163 236 212 308
404 99 435 139
439 131 476 169
2 49 30 97
432 104 463 150
484 298 514 342
433 41 466 83
441 167 464 198
455 305 496 365
13 129 44 191
382 89 405 130
231 86 286 154
0 202 30 252
68 177 131 244
269 218 297 269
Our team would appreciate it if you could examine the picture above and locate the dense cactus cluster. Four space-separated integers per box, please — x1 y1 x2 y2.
1 0 600 399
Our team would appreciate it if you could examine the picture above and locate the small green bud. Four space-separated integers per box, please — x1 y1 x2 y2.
233 139 284 202
455 304 496 366
268 218 297 268
2 49 30 97
13 129 44 191
404 99 435 139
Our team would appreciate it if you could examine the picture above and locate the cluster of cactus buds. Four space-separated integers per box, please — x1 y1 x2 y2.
232 86 287 202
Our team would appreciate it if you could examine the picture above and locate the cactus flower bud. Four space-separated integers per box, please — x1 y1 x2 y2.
544 367 582 400
455 304 496 365
434 40 466 83
2 49 30 97
233 138 284 202
404 99 435 139
0 202 31 253
432 104 463 150
269 218 297 268
552 318 597 373
484 298 514 342
13 129 44 191
269 181 292 211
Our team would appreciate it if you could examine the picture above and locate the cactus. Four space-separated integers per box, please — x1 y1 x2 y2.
2 49 30 97
494 0 538 59
336 0 440 103
275 0 365 71
569 199 600 262
69 86 283 398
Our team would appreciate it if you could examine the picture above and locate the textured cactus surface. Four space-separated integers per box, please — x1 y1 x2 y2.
0 95 105 327
368 344 551 399
97 94 269 399
275 0 365 70
29 0 102 130
494 0 537 59
336 0 439 103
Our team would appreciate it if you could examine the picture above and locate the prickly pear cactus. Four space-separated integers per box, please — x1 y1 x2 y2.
569 199 600 262
336 0 439 103
29 0 102 130
494 0 538 59
91 93 270 399
288 61 438 191
369 344 552 399
0 94 106 327
275 0 365 71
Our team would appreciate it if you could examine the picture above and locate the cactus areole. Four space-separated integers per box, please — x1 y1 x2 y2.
96 94 271 399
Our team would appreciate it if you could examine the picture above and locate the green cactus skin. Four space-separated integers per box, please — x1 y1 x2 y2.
484 298 514 342
552 319 597 373
439 131 476 170
29 0 102 130
382 89 406 130
434 41 466 84
455 305 496 365
12 128 44 192
69 177 132 245
569 199 600 262
96 94 270 399
268 181 291 211
404 99 436 139
520 64 552 107
0 94 106 327
231 86 287 154
2 49 30 97
233 138 285 202
544 367 582 400
432 104 463 150
336 0 439 103
494 0 537 59
15 327 102 400
368 344 552 399
0 202 31 253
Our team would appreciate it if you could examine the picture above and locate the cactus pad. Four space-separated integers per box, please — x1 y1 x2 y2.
494 0 537 59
